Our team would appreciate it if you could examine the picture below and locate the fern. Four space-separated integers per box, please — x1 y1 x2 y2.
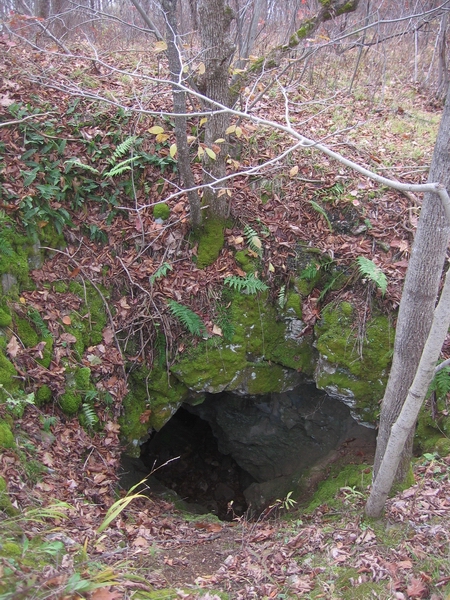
64 158 100 175
356 256 388 295
81 402 98 429
27 307 50 338
244 224 263 257
149 262 173 284
111 136 138 162
309 200 333 232
103 157 136 178
278 285 286 308
167 300 207 337
299 263 319 281
224 273 269 294
429 365 450 399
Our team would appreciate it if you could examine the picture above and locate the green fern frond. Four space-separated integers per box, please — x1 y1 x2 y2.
299 263 319 281
103 157 136 178
64 159 100 175
111 136 138 161
150 262 173 284
429 365 450 398
356 256 388 295
278 285 286 308
81 402 98 428
27 308 50 337
244 224 263 257
167 300 207 337
224 273 269 294
309 200 333 232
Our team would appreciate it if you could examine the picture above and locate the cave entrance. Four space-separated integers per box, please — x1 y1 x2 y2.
136 384 377 521
140 407 255 520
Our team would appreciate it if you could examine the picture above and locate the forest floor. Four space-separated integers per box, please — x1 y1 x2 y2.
1 40 450 599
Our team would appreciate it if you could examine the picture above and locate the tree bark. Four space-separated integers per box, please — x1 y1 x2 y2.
160 0 202 229
197 0 235 222
366 265 450 517
373 83 450 484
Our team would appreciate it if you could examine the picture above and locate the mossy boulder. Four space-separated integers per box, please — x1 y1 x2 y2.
171 291 316 395
0 475 17 516
120 366 190 455
314 302 392 424
153 203 170 221
0 419 15 449
59 390 82 415
35 385 52 407
0 353 17 389
0 307 12 328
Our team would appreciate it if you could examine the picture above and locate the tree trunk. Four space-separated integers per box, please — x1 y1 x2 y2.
197 0 235 222
160 0 202 229
373 83 450 484
366 265 450 517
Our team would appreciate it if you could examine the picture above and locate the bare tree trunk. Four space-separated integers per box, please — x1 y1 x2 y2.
160 0 202 229
437 10 448 99
373 83 450 484
235 0 267 69
366 264 450 517
197 0 234 222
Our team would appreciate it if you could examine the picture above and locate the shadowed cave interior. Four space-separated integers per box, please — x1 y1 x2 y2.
132 384 377 521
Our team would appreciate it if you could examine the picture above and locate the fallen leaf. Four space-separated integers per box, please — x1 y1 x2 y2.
6 336 21 358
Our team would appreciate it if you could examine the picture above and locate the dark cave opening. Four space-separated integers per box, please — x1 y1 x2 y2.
140 406 256 521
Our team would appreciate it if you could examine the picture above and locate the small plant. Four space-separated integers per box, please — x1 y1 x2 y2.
167 300 208 337
243 224 263 257
0 386 35 418
356 256 388 295
149 262 173 284
40 415 58 432
97 479 147 534
81 402 98 429
278 284 286 308
270 491 297 512
310 200 333 232
224 273 269 294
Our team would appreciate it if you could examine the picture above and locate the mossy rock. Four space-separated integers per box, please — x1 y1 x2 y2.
153 203 170 220
0 307 12 328
35 385 52 407
314 302 392 423
435 437 450 457
0 476 17 516
0 353 17 389
172 292 316 394
0 419 15 449
234 250 257 274
14 317 39 348
120 366 190 454
59 391 82 415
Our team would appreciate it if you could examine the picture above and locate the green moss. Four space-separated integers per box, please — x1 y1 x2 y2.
0 475 17 516
306 463 372 512
435 437 450 456
0 419 15 449
14 317 39 348
120 366 189 453
59 391 82 415
196 219 225 269
0 353 17 388
234 250 256 273
35 385 52 407
389 464 415 497
153 203 170 220
74 367 91 390
314 302 392 422
289 19 315 46
0 307 12 328
0 541 22 557
284 291 302 318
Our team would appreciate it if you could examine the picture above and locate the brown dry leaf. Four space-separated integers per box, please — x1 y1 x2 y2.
103 327 114 345
139 409 152 424
6 335 21 358
62 315 72 325
132 536 149 548
42 452 54 467
406 577 428 598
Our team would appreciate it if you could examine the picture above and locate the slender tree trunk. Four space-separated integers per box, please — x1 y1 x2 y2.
160 0 202 229
366 265 450 517
373 84 450 484
197 0 235 222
